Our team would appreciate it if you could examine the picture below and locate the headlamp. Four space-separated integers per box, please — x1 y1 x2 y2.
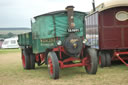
56 40 62 46
83 39 87 44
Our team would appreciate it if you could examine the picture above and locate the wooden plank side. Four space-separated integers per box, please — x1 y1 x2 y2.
99 7 128 50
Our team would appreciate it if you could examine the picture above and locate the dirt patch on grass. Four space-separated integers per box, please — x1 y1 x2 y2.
0 51 128 85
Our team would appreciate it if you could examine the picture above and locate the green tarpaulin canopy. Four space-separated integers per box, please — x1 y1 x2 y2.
32 10 87 39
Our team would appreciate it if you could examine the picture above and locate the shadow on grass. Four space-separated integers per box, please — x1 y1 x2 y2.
35 65 47 70
60 67 87 78
32 65 88 79
111 61 128 65
98 61 128 70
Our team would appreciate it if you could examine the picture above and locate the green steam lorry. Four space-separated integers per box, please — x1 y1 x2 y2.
18 6 98 79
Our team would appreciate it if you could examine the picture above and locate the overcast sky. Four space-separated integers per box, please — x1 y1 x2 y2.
0 0 108 28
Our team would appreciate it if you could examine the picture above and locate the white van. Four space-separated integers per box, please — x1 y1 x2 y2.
1 37 19 48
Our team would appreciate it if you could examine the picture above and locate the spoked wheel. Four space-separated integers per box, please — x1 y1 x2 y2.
30 53 35 69
21 48 31 69
99 51 106 67
105 52 111 67
47 52 59 79
22 50 26 68
85 48 98 74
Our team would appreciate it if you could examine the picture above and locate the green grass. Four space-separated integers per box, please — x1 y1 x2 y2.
0 51 128 85
0 49 20 54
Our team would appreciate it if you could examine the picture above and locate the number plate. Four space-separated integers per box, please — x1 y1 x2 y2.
67 29 80 32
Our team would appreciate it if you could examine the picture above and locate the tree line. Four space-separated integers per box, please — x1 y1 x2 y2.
0 32 16 39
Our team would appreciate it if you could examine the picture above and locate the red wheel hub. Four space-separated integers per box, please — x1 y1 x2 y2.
99 56 101 64
22 53 25 67
48 57 53 75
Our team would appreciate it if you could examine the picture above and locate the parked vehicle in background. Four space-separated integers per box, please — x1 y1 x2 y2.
85 0 128 67
0 38 4 48
1 36 19 48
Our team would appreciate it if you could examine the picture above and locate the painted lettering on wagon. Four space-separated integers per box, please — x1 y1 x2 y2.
40 38 55 43
41 43 54 46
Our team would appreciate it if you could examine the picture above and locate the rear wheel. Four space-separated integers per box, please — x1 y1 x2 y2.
22 48 31 69
99 51 106 67
85 48 98 74
106 52 111 67
47 52 59 79
30 53 35 69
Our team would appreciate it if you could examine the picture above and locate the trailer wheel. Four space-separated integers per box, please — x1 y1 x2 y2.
47 52 59 79
85 48 98 74
99 51 106 67
30 53 35 69
106 52 111 67
22 49 31 69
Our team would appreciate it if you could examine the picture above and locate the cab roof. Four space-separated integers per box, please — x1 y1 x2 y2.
34 10 87 19
96 0 128 12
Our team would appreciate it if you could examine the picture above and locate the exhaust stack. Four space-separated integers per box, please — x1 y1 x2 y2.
66 6 75 29
92 0 96 12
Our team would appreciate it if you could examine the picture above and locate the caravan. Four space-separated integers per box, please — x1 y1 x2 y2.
1 37 19 48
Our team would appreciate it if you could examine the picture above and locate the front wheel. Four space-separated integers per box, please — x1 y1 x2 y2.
85 48 98 74
47 52 59 79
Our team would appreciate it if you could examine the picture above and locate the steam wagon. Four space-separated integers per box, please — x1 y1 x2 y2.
18 6 98 79
85 0 128 67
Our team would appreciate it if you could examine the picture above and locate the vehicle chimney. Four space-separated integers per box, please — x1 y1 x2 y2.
92 0 96 12
66 6 75 29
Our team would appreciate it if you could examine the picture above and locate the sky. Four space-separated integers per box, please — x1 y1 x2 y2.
0 0 108 28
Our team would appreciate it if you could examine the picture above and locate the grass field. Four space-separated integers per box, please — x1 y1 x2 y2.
0 49 20 54
0 49 128 85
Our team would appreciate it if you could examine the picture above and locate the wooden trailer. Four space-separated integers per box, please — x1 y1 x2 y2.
85 0 128 67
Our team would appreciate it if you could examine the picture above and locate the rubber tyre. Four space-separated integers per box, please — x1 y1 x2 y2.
106 52 111 67
47 52 59 79
85 48 98 74
99 51 106 67
22 49 31 69
30 53 35 69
